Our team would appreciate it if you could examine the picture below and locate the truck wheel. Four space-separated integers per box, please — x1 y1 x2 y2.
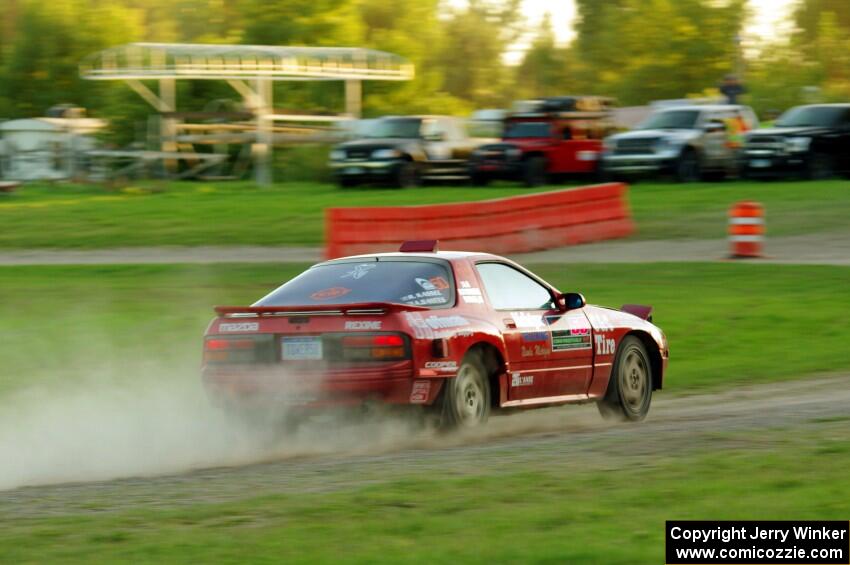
395 161 420 188
675 149 701 183
807 152 834 180
523 156 548 187
597 336 652 422
438 354 491 429
469 169 490 186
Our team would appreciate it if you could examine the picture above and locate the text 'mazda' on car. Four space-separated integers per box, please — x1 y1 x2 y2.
203 241 668 429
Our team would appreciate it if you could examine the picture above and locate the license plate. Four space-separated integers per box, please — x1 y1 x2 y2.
750 159 771 168
344 167 364 175
281 337 323 361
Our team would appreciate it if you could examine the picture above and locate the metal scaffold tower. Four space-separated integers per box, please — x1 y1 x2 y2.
80 43 414 185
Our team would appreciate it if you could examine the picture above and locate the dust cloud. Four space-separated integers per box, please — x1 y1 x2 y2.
0 360 608 492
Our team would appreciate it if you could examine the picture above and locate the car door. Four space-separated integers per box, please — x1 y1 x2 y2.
475 262 593 400
700 111 729 166
837 108 850 172
421 118 451 161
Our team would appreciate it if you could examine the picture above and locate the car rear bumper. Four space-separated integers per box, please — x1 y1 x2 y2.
202 361 443 407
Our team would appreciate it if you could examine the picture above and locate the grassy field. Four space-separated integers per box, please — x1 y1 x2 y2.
1 422 847 563
1 179 848 249
2 261 848 395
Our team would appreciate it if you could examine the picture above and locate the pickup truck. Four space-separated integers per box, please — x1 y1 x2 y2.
601 104 758 182
329 116 481 188
742 104 850 179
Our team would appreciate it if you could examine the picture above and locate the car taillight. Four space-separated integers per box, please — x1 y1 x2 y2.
341 333 408 361
204 336 274 364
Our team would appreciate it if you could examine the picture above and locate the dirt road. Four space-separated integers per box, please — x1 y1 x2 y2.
2 374 847 519
0 230 849 266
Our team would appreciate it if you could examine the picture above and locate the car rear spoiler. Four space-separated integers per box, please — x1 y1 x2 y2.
620 304 653 322
214 302 430 317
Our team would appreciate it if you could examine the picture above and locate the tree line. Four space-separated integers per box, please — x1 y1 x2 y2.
0 0 848 144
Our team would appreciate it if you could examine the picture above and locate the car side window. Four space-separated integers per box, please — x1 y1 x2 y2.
476 263 556 310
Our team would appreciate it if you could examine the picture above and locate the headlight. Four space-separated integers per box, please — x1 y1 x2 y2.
505 147 522 159
329 149 346 160
372 148 401 159
785 137 811 152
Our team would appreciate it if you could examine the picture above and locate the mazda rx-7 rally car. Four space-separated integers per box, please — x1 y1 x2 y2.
203 241 668 428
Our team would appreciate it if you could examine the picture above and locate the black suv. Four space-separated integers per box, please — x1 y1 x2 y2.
743 104 850 179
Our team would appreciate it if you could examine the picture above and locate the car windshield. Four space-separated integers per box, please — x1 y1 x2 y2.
775 106 847 128
504 121 551 138
637 110 700 130
364 118 422 139
255 260 454 308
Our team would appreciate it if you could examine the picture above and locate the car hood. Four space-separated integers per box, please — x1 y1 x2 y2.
608 129 698 143
748 126 830 138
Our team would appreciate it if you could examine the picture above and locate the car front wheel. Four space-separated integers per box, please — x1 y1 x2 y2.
675 149 701 183
597 336 653 422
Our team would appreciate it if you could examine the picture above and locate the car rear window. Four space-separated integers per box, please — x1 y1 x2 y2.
255 260 455 308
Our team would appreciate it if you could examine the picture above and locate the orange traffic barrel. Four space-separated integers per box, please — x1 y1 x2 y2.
728 201 765 258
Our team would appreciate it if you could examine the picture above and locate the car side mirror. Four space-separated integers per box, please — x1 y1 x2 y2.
558 292 586 311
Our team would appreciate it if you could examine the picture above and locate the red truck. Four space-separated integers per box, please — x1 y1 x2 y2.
468 96 616 186
202 240 668 429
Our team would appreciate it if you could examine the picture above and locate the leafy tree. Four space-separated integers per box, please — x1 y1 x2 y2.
514 15 572 99
794 0 850 41
570 0 747 105
436 0 522 108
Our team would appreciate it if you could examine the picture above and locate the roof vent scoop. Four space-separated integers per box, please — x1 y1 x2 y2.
399 240 439 253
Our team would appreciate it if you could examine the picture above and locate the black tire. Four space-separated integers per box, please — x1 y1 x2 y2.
523 156 548 187
597 336 653 422
438 352 491 429
807 152 834 180
338 176 359 188
674 149 701 183
469 169 490 186
394 160 420 188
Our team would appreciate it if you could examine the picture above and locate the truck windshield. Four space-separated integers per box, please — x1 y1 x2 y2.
255 260 455 308
776 106 847 128
364 118 422 139
637 110 700 130
504 122 551 138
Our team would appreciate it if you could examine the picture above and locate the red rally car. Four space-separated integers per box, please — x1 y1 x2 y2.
202 241 668 428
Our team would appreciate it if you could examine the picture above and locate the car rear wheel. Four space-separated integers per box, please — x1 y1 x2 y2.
807 152 834 180
338 176 360 188
469 169 491 186
438 354 491 429
597 336 652 422
675 149 701 183
523 156 548 187
394 160 421 188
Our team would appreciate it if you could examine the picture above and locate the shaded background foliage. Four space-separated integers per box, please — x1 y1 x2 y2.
0 0 848 145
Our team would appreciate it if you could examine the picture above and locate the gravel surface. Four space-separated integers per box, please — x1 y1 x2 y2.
1 231 848 266
2 374 847 519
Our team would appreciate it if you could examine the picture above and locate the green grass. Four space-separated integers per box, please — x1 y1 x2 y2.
1 261 848 395
1 424 847 563
1 179 848 249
